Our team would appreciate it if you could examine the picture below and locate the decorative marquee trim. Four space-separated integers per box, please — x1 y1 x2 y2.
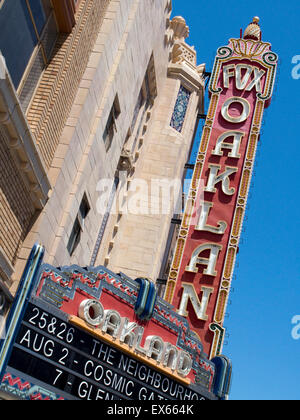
209 39 278 101
35 264 216 390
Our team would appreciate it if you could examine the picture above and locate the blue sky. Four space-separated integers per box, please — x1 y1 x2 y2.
172 0 300 400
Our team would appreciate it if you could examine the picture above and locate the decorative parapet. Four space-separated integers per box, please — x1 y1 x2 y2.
170 16 189 42
171 43 197 67
168 16 205 90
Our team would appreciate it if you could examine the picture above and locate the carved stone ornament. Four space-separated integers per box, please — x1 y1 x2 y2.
117 148 133 174
170 16 189 42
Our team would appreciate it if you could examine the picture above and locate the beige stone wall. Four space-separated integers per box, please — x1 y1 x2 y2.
7 0 206 297
12 0 174 290
95 15 206 282
100 73 203 282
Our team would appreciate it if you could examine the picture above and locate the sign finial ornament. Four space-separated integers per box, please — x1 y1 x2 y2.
243 16 261 41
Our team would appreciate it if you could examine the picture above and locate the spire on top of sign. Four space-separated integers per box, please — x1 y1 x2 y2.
243 17 261 41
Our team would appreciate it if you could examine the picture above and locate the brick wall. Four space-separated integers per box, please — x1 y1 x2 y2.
0 129 36 267
26 0 110 170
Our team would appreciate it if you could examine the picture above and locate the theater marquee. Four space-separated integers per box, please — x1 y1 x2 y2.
0 245 229 400
164 18 278 358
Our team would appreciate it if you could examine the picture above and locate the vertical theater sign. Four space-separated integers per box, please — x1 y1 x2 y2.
0 19 277 401
164 18 278 358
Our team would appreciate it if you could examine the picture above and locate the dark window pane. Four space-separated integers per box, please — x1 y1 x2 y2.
0 0 38 88
67 218 81 256
79 195 90 220
103 96 121 150
18 11 58 112
68 195 90 256
28 0 47 35
41 12 58 60
40 0 53 19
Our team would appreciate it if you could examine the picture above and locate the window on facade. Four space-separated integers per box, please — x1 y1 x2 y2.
123 64 154 155
0 0 58 112
28 0 50 34
90 177 119 266
103 95 121 151
130 88 145 134
170 85 191 132
67 194 90 256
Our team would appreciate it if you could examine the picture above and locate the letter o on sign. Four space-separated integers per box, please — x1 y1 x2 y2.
221 97 250 123
79 299 104 327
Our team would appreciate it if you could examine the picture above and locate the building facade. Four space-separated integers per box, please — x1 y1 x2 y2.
0 0 278 401
0 0 203 306
0 0 221 400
